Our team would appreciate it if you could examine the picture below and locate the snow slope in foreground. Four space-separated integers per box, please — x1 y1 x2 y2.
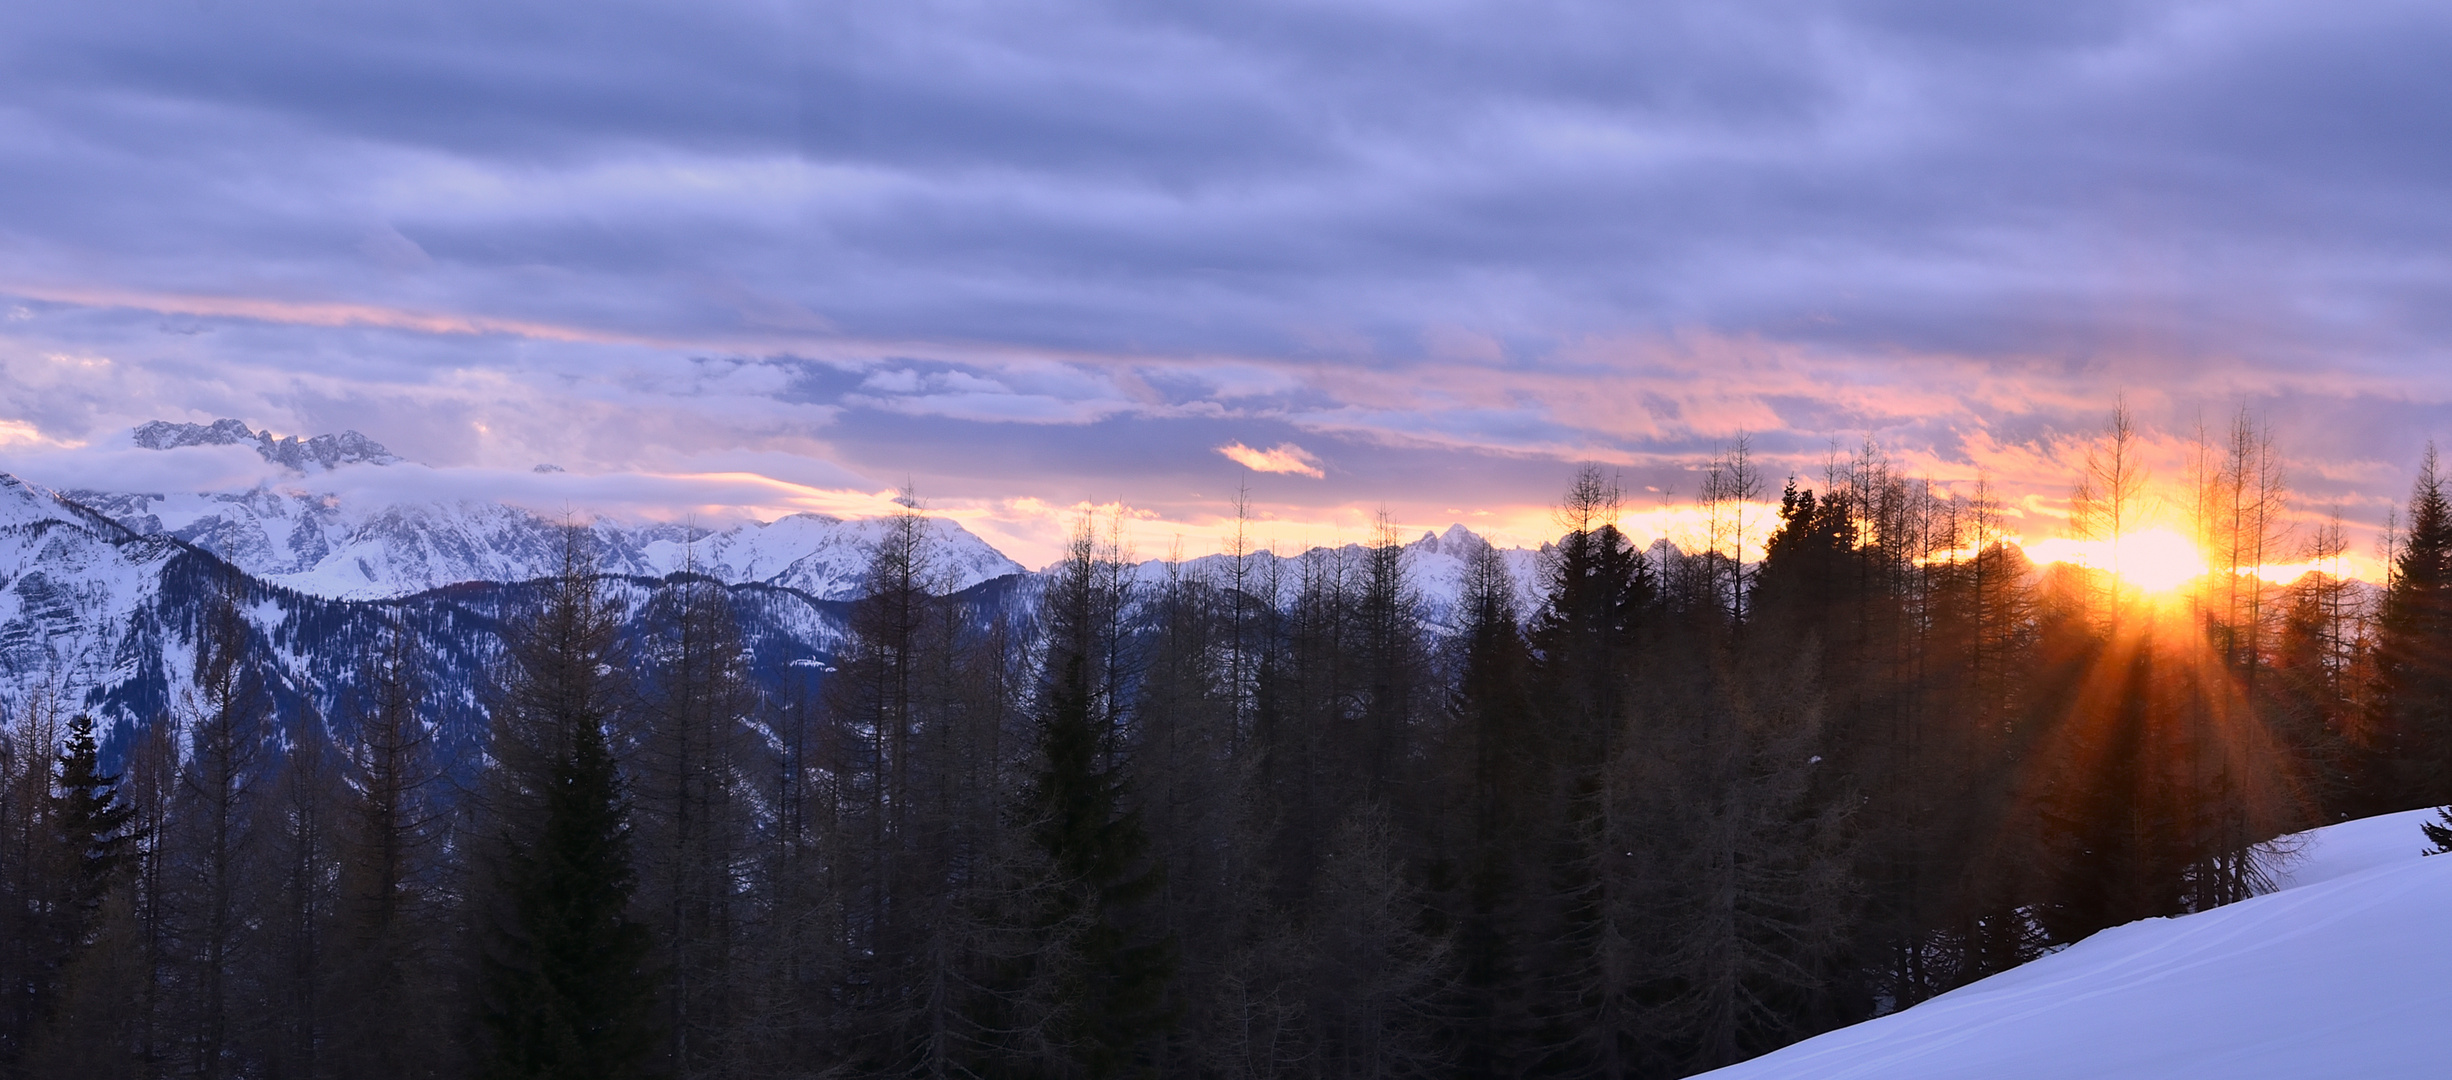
1698 808 2451 1080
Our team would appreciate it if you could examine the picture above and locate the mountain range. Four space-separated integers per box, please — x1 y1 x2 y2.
1 419 1552 762
77 419 1029 601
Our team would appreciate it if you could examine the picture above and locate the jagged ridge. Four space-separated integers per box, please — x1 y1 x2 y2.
87 419 1025 600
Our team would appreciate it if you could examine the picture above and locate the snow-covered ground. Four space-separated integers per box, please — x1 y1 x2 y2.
1698 808 2452 1079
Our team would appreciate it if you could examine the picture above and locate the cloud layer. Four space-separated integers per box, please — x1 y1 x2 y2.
5 0 2452 562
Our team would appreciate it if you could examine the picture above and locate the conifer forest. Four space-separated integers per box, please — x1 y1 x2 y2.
9 410 2452 1080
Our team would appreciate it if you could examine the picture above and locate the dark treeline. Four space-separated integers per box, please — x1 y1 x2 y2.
5 411 2450 1079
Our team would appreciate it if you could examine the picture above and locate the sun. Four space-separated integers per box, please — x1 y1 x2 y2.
2026 527 2209 596
2104 528 2207 594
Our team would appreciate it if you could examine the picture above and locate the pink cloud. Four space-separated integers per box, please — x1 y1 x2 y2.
1218 441 1326 478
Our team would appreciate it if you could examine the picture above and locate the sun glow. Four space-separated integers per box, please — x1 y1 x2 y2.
2027 527 2209 595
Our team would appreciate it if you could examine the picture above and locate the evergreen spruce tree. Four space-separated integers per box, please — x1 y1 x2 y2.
474 536 659 1080
1023 655 1176 1078
49 713 139 931
1014 525 1175 1080
1750 477 1865 647
2375 446 2452 813
1435 540 1543 1079
1 705 137 1073
1524 466 1654 1077
1645 648 1857 1073
6 706 145 1075
2422 808 2452 853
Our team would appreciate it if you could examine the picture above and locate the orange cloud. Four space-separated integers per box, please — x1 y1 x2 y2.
0 418 83 449
1218 441 1326 478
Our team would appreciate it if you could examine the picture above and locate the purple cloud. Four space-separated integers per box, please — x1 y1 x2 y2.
2 0 2449 554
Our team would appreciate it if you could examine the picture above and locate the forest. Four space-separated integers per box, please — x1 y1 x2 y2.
4 405 2451 1080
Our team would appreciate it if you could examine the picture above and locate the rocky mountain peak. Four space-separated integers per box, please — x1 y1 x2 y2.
1416 522 1491 555
132 418 403 472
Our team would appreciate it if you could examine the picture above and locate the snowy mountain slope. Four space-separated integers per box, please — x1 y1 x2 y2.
636 512 1025 604
0 474 375 763
0 468 876 768
1696 808 2452 1080
0 474 182 699
2 469 408 743
73 419 1024 600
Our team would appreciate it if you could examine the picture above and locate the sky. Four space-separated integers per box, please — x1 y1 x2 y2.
4 0 2452 567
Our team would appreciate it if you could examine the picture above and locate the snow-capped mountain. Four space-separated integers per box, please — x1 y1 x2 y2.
4 418 1573 754
1118 524 1549 634
76 419 1566 616
0 471 309 743
0 466 878 770
0 473 178 690
74 420 1025 601
132 417 402 470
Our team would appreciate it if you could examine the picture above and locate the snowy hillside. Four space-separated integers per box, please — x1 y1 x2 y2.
1696 808 2452 1080
72 420 1025 600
